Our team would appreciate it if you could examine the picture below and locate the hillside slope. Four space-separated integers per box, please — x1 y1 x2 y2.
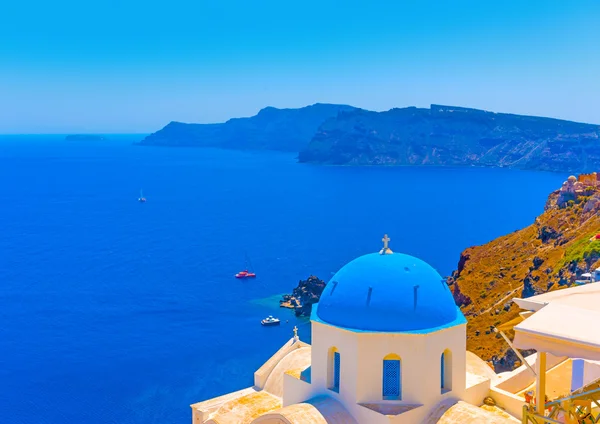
450 174 600 370
299 105 600 173
138 103 357 152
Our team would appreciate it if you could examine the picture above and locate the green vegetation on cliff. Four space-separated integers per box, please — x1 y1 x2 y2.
450 177 600 370
558 235 600 268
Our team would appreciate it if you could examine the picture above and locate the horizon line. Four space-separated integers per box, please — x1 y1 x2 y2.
2 101 599 135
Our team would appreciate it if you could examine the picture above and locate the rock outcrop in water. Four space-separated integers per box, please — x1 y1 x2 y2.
450 173 600 371
280 275 326 317
299 104 600 173
138 103 357 152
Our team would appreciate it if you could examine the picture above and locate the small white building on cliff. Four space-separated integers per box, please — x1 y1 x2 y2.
190 236 600 423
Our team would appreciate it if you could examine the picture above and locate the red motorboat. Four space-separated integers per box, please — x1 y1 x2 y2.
235 254 256 279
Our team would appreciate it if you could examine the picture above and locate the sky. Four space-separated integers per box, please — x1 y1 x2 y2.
1 0 599 133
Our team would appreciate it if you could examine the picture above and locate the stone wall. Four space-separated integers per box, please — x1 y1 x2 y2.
578 173 600 186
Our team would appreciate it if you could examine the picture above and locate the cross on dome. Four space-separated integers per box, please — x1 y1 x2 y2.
382 234 390 248
380 234 393 255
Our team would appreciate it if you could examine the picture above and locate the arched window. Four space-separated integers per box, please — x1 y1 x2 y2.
328 347 340 392
441 349 452 393
382 354 401 400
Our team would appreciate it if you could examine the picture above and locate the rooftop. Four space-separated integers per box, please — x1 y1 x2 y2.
315 248 465 333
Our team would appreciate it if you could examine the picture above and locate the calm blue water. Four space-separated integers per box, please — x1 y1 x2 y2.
0 135 566 424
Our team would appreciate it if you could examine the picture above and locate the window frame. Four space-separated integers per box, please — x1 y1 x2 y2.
382 354 402 400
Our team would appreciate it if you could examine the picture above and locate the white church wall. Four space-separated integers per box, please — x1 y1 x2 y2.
310 322 399 424
423 324 468 400
406 324 467 421
462 376 491 406
354 324 467 407
282 374 315 407
310 321 359 405
489 386 526 420
583 360 600 386
253 338 304 389
309 320 473 424
344 404 391 424
355 332 426 404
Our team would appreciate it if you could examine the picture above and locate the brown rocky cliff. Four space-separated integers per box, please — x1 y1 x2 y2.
452 183 600 371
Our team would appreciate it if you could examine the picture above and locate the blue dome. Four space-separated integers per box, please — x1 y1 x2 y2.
314 252 465 333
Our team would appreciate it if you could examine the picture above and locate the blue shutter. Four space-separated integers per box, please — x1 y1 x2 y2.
333 352 341 391
571 359 585 392
383 359 401 398
441 353 445 389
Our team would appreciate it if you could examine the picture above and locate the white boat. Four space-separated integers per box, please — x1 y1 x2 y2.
261 315 280 326
138 190 146 203
575 272 594 285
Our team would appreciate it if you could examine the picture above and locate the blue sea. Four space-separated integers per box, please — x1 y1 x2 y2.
0 135 566 424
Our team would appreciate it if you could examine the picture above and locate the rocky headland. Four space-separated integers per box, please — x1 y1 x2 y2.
299 105 600 173
280 275 326 317
140 103 600 173
450 172 600 371
138 103 357 152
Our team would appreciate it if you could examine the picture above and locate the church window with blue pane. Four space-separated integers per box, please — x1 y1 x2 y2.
333 352 340 391
441 353 445 388
441 349 452 392
328 348 340 392
382 354 401 399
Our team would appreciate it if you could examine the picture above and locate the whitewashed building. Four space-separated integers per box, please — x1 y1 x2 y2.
190 236 600 423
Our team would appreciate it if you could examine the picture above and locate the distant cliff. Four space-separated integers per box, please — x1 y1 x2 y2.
138 103 357 152
450 173 600 370
299 105 600 173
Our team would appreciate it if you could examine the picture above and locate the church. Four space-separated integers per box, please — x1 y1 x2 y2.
190 236 600 423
